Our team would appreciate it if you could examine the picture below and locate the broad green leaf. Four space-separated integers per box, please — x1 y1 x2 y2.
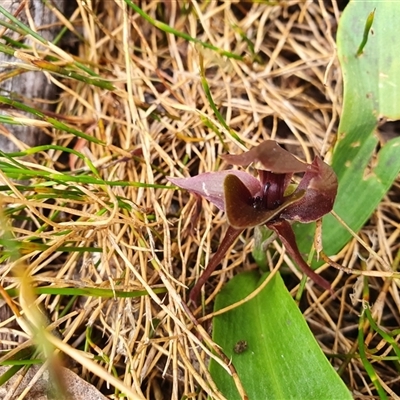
295 1 400 263
210 271 351 400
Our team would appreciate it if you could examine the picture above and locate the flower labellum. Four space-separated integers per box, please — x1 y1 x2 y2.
168 140 338 305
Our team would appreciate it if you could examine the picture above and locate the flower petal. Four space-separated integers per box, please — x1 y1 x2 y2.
189 225 243 305
281 157 338 222
222 140 307 173
224 174 306 229
168 170 261 211
268 219 332 293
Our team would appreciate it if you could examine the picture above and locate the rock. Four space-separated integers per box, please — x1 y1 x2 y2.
0 365 108 400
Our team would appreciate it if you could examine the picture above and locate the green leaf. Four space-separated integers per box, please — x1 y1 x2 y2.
123 0 244 61
210 271 351 399
295 1 400 263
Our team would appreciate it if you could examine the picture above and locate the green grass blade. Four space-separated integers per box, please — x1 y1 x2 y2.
0 42 17 56
0 96 104 145
123 0 244 61
364 307 400 360
5 286 167 299
3 145 98 175
0 8 101 78
358 312 388 399
0 364 25 386
0 5 46 44
199 56 243 147
27 59 115 90
0 161 169 189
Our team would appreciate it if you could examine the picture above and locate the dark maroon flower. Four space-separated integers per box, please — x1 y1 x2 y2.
169 141 338 304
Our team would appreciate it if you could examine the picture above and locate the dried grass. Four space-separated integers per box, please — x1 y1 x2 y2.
1 1 400 399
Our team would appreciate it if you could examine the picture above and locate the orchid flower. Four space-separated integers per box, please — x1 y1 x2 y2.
169 141 338 304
